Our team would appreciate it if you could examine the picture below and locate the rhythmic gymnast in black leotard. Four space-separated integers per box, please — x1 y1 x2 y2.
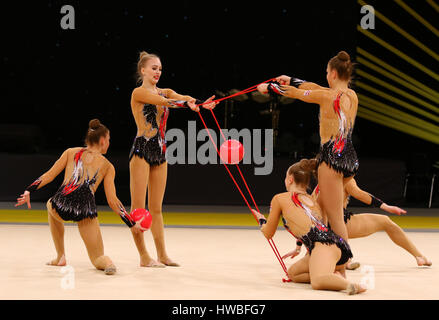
15 119 144 275
257 51 358 257
128 51 218 267
252 158 365 295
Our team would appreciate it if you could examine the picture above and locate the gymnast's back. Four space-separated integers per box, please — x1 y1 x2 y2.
45 147 112 221
60 147 110 193
273 191 325 238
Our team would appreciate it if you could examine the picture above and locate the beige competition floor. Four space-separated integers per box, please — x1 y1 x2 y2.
0 223 437 300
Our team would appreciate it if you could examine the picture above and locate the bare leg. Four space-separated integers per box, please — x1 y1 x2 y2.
148 162 179 266
317 163 348 241
317 164 350 277
347 214 431 266
46 200 66 266
288 254 310 283
129 156 164 267
309 243 366 295
77 217 115 274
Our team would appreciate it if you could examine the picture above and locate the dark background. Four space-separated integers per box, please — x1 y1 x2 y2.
1 1 438 207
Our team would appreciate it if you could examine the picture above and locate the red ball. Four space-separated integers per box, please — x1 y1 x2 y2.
219 139 244 164
130 208 152 231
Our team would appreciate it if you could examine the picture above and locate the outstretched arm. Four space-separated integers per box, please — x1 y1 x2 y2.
275 75 328 90
345 179 407 215
161 88 194 102
344 179 373 204
103 164 145 231
15 149 70 209
257 82 331 105
252 195 282 239
132 87 217 112
132 87 197 110
162 88 218 111
282 241 303 260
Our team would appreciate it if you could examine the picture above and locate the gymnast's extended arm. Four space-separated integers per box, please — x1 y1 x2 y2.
15 149 70 208
132 86 196 109
163 88 218 110
344 178 407 215
252 195 282 239
132 87 216 112
258 81 331 106
103 164 137 228
275 75 328 90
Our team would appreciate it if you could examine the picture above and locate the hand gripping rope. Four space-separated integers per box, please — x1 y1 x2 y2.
195 79 292 282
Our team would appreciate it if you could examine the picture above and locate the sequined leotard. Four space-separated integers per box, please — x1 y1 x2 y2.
283 192 353 265
316 92 359 177
342 192 355 223
50 148 98 222
129 91 169 166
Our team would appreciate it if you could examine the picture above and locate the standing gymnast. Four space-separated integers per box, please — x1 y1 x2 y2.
253 158 365 295
257 51 358 252
15 119 143 275
129 51 217 267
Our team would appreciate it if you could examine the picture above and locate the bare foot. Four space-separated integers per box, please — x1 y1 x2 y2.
46 254 66 266
346 261 361 270
104 264 117 275
140 259 166 268
347 283 367 295
416 256 432 267
158 258 180 267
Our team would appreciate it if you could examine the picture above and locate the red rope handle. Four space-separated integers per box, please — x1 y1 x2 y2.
196 78 276 107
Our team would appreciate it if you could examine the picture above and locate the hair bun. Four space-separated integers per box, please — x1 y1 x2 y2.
89 119 101 130
300 158 318 172
139 51 149 60
337 51 350 62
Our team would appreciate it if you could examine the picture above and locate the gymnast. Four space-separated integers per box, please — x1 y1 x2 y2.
283 177 432 270
257 51 358 257
15 119 144 275
253 158 366 295
128 51 217 267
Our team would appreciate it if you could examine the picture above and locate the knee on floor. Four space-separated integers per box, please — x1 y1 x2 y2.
310 276 329 290
287 266 300 279
288 269 296 280
290 275 307 283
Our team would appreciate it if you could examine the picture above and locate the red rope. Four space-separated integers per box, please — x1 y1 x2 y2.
197 111 288 277
193 80 291 279
269 239 290 282
208 107 262 213
196 78 276 107
204 78 276 215
196 112 256 218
